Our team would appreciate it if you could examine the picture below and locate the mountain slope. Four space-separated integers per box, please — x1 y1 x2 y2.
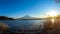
17 15 35 20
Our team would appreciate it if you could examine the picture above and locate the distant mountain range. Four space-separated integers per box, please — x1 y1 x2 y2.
17 15 36 19
0 15 60 20
17 15 46 20
21 15 34 19
0 15 45 20
0 16 15 20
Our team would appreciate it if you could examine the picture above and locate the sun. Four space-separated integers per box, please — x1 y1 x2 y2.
48 11 57 17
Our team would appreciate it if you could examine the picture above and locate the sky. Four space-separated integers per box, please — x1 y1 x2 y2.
0 0 60 18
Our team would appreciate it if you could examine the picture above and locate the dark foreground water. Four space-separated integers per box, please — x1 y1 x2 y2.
0 20 46 34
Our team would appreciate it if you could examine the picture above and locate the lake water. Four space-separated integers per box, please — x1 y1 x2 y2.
0 20 46 29
0 20 46 33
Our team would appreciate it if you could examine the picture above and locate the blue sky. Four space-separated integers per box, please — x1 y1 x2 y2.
0 0 59 18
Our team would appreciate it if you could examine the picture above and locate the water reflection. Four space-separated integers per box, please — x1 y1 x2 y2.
51 19 54 23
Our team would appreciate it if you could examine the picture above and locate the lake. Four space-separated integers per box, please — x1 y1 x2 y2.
0 20 46 29
0 20 46 34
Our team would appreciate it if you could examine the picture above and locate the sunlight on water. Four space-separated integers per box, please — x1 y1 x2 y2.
51 19 54 23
